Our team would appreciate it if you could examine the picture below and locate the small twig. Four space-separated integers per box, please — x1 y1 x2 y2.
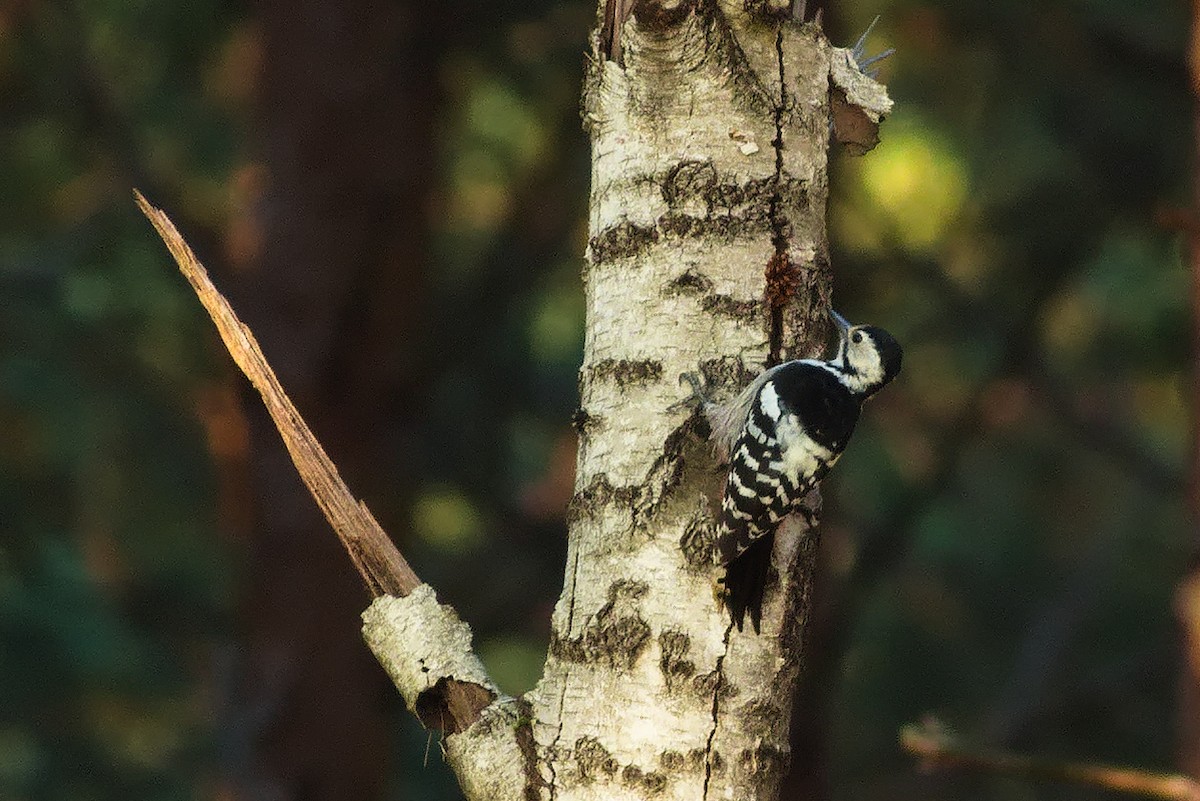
134 190 419 598
901 721 1200 801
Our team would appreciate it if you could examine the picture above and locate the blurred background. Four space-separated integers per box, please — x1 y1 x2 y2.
0 1 1193 799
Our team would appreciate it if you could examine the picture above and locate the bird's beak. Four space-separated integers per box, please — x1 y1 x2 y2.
829 308 852 338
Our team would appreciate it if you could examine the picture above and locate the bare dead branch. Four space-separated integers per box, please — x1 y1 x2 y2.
134 189 419 598
136 191 508 740
901 720 1200 801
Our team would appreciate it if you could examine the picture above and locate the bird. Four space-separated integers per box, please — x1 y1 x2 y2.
689 309 902 633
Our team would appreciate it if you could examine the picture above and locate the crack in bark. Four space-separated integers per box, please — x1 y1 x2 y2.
547 543 583 801
701 620 734 800
765 25 792 368
513 699 547 801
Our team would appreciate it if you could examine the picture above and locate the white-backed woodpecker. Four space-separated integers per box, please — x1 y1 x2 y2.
696 309 902 633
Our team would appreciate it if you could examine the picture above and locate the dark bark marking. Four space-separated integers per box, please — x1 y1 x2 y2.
574 736 668 794
666 268 715 295
571 407 601 437
568 419 689 527
575 736 620 782
662 159 718 208
659 629 697 690
589 170 809 265
736 744 789 785
661 748 707 771
680 513 716 570
743 0 792 21
623 764 668 794
589 219 661 263
566 473 642 524
641 423 689 503
738 697 789 741
700 356 758 390
587 357 664 386
550 580 651 669
701 293 762 321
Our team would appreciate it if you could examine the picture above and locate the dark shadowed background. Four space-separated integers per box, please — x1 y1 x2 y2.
0 1 1193 799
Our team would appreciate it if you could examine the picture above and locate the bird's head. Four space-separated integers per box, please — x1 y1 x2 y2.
829 309 903 397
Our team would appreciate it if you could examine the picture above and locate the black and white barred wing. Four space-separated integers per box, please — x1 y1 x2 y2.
713 396 822 632
715 423 792 565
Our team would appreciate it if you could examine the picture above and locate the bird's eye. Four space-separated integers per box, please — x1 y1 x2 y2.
851 332 863 344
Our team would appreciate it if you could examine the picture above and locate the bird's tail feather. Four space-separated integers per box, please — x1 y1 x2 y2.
722 531 774 634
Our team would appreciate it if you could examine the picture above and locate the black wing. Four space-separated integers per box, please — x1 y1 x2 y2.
769 361 860 452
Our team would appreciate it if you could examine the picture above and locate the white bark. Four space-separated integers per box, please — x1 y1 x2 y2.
363 590 536 799
360 4 890 800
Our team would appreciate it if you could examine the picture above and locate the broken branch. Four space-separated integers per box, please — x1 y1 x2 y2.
134 189 418 598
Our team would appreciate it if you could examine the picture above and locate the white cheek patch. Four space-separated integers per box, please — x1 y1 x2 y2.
759 381 782 420
840 346 886 394
860 351 884 385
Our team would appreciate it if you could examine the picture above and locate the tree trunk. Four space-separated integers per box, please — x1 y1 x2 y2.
526 5 830 799
363 3 890 800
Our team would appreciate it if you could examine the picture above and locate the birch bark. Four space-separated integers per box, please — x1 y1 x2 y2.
526 6 827 800
362 3 891 800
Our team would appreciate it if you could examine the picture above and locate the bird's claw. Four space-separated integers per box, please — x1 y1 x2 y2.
671 371 711 412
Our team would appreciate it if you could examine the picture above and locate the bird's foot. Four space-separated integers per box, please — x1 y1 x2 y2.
671 370 711 412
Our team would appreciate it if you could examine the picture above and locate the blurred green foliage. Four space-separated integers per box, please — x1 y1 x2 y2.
0 1 1192 800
